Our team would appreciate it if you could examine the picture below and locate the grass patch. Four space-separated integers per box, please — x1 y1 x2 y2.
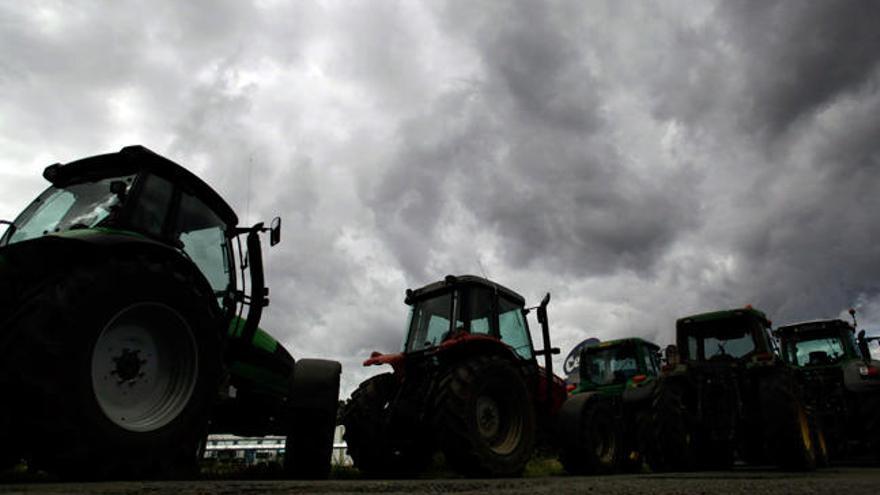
524 456 565 478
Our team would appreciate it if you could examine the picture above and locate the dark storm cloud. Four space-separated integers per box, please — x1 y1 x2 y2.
682 2 880 325
725 0 880 135
367 1 701 283
648 1 880 138
727 86 880 324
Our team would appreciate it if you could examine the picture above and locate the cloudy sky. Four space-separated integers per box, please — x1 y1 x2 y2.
2 0 879 395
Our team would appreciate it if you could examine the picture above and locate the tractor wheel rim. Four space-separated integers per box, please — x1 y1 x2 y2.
475 388 524 456
91 302 198 432
476 396 501 439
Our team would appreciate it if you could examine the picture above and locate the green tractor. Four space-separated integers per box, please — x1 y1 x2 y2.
557 338 661 474
774 314 880 460
341 275 567 478
648 307 821 471
0 146 341 479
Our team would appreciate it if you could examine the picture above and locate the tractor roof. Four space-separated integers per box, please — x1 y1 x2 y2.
677 307 770 329
775 319 853 336
588 337 659 353
42 145 238 227
405 274 525 306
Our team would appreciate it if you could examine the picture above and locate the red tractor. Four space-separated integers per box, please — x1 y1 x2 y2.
341 275 567 477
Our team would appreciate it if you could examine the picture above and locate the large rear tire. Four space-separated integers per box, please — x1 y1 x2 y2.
559 397 621 475
859 392 880 459
760 370 816 471
284 359 342 479
5 255 221 479
435 355 536 478
645 380 695 472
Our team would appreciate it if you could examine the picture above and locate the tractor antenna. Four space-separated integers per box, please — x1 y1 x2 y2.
477 257 490 280
477 257 498 300
245 154 253 226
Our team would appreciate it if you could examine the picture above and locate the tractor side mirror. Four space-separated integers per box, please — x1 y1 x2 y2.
858 330 870 361
269 216 281 246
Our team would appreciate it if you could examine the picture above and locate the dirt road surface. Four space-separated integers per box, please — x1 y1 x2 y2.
2 467 879 494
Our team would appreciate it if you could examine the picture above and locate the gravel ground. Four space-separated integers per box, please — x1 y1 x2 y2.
1 467 879 495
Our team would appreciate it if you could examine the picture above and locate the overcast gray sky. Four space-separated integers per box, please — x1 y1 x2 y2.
2 0 879 395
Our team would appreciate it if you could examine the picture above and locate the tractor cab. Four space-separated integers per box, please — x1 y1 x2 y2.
775 320 862 368
675 307 777 366
576 338 660 394
401 275 536 360
775 317 880 395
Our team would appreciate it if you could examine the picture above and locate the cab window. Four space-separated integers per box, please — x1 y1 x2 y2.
642 347 660 376
465 286 495 336
176 191 230 296
499 296 533 359
129 174 173 237
406 292 453 352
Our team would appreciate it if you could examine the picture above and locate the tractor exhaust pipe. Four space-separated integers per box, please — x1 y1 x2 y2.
534 293 560 411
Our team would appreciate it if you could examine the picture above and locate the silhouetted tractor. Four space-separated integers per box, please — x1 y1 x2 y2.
557 337 661 474
648 307 822 471
341 275 566 477
775 313 880 460
0 146 340 479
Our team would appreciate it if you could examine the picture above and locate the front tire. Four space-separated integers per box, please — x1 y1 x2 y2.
284 359 342 479
559 397 621 475
341 373 432 476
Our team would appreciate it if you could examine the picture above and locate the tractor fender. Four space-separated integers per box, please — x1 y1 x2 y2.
434 335 523 364
843 359 880 393
0 232 221 351
555 391 601 449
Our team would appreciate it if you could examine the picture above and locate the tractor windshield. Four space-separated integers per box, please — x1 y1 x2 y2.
783 335 846 366
405 292 453 352
683 317 762 362
582 345 639 386
1 175 135 246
